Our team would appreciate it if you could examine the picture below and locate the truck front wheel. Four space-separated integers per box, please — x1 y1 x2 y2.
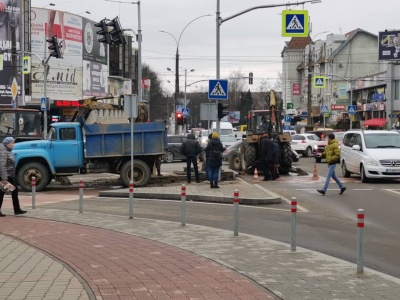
17 162 50 192
120 160 151 187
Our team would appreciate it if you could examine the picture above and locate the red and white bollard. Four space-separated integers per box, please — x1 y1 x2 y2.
129 181 134 219
291 197 297 251
31 177 36 209
181 184 186 226
233 190 239 236
357 209 365 273
79 179 84 213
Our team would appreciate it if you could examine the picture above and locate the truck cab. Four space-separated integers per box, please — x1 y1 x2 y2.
0 108 42 143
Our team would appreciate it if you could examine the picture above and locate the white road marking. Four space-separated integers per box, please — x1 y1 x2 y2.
383 189 400 195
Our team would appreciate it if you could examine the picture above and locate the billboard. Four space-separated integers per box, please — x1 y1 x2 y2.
82 18 108 97
31 8 83 101
0 0 23 104
378 30 400 61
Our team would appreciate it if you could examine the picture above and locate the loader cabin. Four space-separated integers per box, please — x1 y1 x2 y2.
247 111 273 135
0 108 42 143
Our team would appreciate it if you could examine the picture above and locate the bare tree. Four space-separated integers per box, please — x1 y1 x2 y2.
228 70 246 110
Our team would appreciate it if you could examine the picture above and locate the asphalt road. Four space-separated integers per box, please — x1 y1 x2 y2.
37 157 400 279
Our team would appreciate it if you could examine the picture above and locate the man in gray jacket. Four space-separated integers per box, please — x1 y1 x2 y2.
180 133 202 183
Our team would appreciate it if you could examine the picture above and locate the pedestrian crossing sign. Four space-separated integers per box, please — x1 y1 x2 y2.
22 56 31 74
208 79 228 100
320 105 329 114
313 76 327 88
282 10 308 37
347 105 356 115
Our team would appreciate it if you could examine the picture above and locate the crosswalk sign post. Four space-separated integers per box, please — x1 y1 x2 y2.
41 97 49 111
282 10 308 37
313 76 327 88
320 105 329 114
347 105 356 130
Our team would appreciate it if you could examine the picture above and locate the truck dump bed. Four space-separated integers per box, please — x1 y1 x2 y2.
84 122 166 158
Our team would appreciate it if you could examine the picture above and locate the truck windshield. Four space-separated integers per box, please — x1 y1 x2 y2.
0 111 40 138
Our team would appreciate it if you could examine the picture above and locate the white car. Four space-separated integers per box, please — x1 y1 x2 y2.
290 133 321 157
340 130 400 182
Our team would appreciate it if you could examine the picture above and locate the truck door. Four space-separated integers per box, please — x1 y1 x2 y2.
50 127 84 173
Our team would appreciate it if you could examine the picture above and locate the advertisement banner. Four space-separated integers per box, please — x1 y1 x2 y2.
292 83 300 95
82 18 108 97
378 31 400 61
31 8 83 101
0 0 23 103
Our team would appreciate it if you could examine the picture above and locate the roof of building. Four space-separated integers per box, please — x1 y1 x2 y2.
286 36 313 49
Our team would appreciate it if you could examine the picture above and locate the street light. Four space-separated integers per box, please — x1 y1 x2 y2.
160 14 212 126
184 69 195 132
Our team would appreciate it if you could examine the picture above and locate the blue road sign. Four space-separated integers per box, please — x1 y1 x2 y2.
347 105 357 115
282 10 308 37
320 105 329 114
176 105 184 113
182 108 189 117
284 115 291 122
41 97 47 111
208 80 228 100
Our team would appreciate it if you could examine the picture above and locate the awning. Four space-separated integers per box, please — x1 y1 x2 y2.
363 118 386 127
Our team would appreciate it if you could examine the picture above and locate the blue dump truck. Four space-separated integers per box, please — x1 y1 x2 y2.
13 121 167 192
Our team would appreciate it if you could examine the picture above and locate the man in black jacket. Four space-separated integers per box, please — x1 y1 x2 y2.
180 133 202 183
259 134 274 181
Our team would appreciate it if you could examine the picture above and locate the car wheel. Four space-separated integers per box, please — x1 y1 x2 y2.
304 147 312 157
360 164 369 183
341 161 351 177
229 152 242 171
165 151 174 163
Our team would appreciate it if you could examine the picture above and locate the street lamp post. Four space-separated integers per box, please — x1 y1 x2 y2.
184 68 195 132
216 0 322 131
160 14 212 133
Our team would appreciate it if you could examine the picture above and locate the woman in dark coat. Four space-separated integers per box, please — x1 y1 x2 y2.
205 132 224 188
0 137 27 216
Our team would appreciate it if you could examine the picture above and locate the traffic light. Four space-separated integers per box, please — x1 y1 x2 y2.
217 102 229 120
107 17 127 45
95 17 126 45
46 35 62 58
94 19 112 44
176 112 183 125
249 72 253 85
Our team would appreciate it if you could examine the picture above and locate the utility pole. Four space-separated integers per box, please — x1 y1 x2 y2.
11 0 18 108
307 45 312 126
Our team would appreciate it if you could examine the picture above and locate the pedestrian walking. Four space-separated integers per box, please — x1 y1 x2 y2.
259 134 274 181
0 137 27 216
205 132 224 188
317 133 346 195
180 133 202 183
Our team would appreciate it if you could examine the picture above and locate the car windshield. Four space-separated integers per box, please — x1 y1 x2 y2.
220 135 237 142
364 133 400 148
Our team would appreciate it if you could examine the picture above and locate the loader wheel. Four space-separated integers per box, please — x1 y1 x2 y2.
120 159 150 187
279 143 293 175
244 143 257 174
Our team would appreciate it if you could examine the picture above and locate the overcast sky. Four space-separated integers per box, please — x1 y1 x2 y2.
32 0 400 95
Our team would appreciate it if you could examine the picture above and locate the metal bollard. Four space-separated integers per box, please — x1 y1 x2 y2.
181 184 186 226
128 181 134 219
291 197 297 252
357 209 365 274
31 177 36 209
79 179 84 213
233 189 239 236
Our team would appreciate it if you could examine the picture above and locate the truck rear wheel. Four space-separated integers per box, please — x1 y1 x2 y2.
120 160 150 187
17 162 50 192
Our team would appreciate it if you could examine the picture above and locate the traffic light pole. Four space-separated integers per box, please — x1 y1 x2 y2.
43 55 51 137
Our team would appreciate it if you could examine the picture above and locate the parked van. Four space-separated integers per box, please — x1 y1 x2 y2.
211 121 237 148
340 130 400 182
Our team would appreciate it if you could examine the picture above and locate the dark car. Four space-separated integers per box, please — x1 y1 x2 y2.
222 140 244 171
163 135 188 163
